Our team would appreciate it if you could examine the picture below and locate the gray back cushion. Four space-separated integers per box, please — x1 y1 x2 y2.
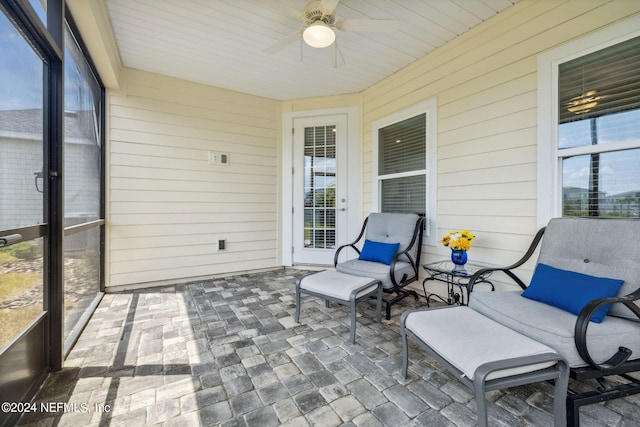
538 217 640 319
365 213 420 261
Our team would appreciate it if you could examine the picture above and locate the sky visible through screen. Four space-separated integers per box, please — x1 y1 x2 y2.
0 12 42 110
0 6 95 112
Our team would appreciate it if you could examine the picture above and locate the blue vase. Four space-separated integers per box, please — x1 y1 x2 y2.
451 249 468 274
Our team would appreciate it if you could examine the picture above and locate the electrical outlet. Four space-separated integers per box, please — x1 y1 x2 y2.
209 152 230 165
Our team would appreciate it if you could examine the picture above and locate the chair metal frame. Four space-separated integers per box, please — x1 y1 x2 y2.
334 214 425 320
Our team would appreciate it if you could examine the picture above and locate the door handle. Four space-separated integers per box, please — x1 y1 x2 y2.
0 234 22 247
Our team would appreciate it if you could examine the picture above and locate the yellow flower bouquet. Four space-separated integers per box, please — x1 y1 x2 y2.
441 230 475 251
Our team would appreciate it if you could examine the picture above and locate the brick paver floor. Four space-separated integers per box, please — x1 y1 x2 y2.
16 268 640 426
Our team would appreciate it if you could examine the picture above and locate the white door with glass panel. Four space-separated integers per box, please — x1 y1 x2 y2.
292 115 349 265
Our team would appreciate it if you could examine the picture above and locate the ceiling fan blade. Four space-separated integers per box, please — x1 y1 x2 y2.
320 0 339 13
264 30 302 54
336 19 400 33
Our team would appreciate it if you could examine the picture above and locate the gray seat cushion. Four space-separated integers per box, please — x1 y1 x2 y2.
336 259 414 290
469 291 640 367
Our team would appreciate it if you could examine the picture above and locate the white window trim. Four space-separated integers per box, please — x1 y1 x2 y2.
537 15 640 228
372 97 438 245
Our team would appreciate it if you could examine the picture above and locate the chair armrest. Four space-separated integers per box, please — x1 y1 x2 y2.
574 287 640 370
334 217 369 267
389 250 414 287
389 216 425 287
467 226 546 294
334 243 361 267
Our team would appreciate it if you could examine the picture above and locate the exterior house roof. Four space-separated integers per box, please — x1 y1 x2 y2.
0 108 97 143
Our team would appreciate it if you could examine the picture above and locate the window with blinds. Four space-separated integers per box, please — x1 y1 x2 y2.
377 113 426 215
557 35 640 218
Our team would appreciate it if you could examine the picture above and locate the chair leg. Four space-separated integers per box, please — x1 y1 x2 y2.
400 322 409 378
375 284 382 324
566 398 579 427
384 289 419 320
350 301 357 344
553 361 569 427
473 380 489 427
294 281 301 323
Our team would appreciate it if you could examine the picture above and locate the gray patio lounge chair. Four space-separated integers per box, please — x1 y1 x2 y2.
402 217 640 427
334 212 424 320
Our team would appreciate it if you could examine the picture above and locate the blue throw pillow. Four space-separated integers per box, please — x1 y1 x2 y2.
521 263 624 323
358 240 400 265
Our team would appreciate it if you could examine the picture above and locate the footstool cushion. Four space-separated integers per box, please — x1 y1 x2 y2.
401 306 569 427
404 307 556 381
295 270 382 344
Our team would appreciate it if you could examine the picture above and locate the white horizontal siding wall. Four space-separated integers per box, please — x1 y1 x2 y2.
361 0 640 289
107 69 280 289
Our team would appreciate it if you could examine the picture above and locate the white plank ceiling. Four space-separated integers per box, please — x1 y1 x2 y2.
105 0 520 100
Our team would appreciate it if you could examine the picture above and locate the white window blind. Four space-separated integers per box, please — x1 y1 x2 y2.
559 35 640 126
378 114 426 175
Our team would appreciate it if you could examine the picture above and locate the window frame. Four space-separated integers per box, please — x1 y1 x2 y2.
372 97 437 245
537 15 640 228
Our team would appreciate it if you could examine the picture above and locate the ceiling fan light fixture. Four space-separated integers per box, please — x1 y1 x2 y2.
303 21 335 48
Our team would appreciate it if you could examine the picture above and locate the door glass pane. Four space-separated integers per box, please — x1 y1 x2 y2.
303 125 336 249
0 12 45 349
0 13 44 229
0 238 44 349
63 23 102 341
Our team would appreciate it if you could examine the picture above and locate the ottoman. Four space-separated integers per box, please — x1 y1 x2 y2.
400 306 569 427
295 270 382 344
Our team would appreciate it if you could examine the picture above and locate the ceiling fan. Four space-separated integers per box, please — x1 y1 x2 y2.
264 0 400 54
